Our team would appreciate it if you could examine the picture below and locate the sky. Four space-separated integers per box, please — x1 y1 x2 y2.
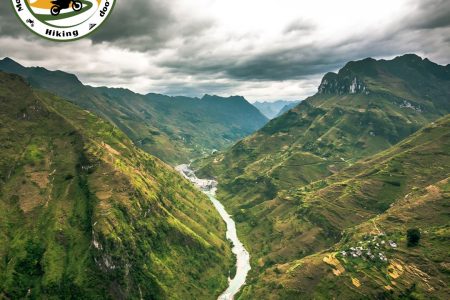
0 0 449 102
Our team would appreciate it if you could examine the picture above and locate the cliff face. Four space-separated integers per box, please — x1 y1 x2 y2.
318 72 367 95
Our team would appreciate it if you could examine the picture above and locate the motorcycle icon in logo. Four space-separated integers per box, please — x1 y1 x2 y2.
50 0 83 16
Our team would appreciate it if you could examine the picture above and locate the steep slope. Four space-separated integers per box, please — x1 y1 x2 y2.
253 100 300 119
194 54 450 298
238 115 450 299
196 54 450 209
0 72 232 299
0 58 268 164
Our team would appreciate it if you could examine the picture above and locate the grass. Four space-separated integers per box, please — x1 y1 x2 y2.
194 55 450 298
0 57 268 165
0 72 233 299
235 116 450 299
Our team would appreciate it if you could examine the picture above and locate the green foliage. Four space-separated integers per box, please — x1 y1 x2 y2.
256 118 450 298
195 55 450 299
0 58 268 164
0 72 233 299
407 228 421 247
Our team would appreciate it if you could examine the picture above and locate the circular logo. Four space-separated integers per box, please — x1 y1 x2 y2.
11 0 115 41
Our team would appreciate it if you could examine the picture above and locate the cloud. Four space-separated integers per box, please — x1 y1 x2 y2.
409 0 450 30
157 0 450 82
284 19 316 34
160 45 343 81
0 1 31 37
0 0 449 101
157 31 409 82
224 46 349 81
89 0 175 50
90 0 215 52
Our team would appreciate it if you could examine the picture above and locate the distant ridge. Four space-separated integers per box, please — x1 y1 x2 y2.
0 57 268 164
253 100 301 119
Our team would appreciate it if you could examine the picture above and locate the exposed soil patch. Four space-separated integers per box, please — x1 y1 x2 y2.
29 171 49 189
19 183 44 213
323 253 345 276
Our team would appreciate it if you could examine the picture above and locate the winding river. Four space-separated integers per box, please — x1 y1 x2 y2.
176 165 251 300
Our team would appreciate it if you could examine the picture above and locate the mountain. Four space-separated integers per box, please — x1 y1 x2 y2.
0 72 232 299
239 115 450 299
276 101 301 117
253 100 300 119
196 54 450 199
0 58 268 164
194 54 450 298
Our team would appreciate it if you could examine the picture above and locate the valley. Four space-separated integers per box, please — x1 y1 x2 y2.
176 164 251 300
0 72 234 299
194 54 450 299
0 54 448 299
0 58 268 165
1 0 449 298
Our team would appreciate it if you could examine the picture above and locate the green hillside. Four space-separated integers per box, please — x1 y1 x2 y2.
194 54 450 298
196 54 450 208
239 115 450 299
0 58 268 164
0 72 232 299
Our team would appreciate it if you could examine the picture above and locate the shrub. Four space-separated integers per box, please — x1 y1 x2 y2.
65 174 74 180
407 228 421 247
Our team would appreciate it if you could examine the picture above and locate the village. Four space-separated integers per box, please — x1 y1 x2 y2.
339 233 398 263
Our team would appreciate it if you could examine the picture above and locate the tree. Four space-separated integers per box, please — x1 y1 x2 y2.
407 228 421 247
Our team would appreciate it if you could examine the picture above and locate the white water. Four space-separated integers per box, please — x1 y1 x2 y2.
176 165 251 300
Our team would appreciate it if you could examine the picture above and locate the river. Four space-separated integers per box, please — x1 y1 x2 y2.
175 164 251 300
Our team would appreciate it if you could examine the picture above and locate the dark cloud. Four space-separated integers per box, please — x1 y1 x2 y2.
410 0 450 29
156 0 450 82
159 35 405 81
0 1 34 38
90 0 214 51
90 0 173 49
225 47 342 81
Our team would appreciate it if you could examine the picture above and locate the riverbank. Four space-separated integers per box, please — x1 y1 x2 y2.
176 164 251 300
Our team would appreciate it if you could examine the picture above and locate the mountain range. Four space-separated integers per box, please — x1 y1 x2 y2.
0 53 449 299
194 54 450 298
0 58 268 165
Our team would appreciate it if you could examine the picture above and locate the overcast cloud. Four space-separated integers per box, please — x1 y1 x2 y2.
0 0 449 102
